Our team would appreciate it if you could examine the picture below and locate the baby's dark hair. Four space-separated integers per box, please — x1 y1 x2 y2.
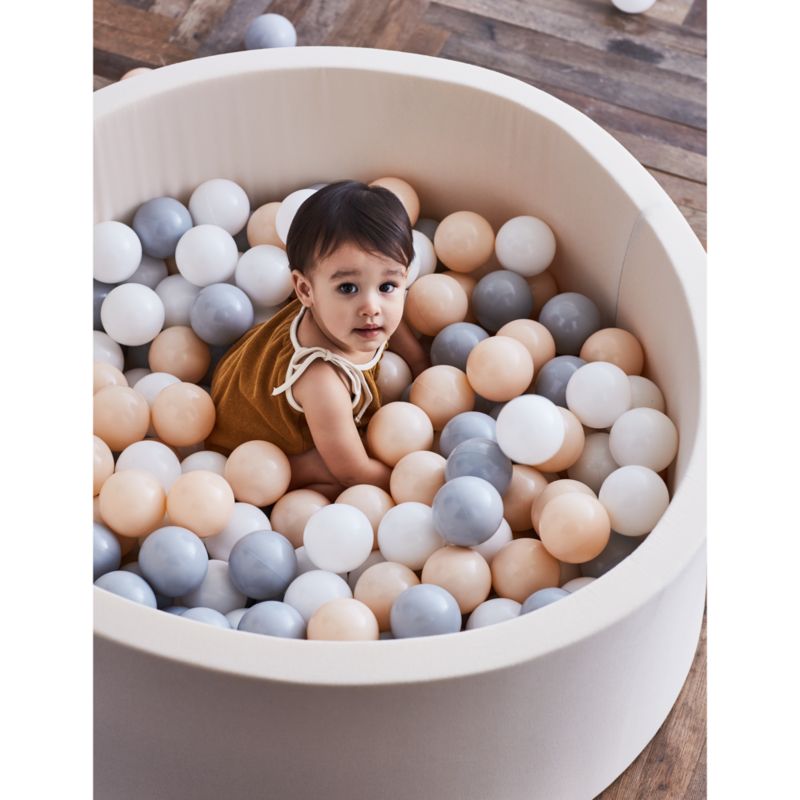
286 180 414 274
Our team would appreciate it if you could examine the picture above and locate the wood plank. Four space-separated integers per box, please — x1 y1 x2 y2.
647 168 705 212
94 74 114 91
150 0 194 19
403 21 450 57
267 0 350 47
94 47 154 80
195 0 277 56
644 0 693 26
324 0 397 47
369 0 433 51
170 0 233 50
677 206 706 247
118 0 156 10
683 0 707 33
610 128 706 182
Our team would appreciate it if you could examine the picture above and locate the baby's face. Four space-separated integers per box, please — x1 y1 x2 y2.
294 241 408 357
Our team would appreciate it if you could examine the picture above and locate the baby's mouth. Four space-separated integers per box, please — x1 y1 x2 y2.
354 325 383 337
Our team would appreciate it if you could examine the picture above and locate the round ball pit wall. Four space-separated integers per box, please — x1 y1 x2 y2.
94 48 706 800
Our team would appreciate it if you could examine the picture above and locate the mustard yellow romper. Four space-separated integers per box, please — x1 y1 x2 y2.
207 297 385 456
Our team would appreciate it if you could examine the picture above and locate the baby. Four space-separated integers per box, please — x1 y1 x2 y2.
207 180 430 501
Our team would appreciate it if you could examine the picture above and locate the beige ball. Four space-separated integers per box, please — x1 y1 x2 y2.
151 382 216 447
496 319 556 378
434 211 495 273
409 365 475 430
538 493 611 563
366 402 434 466
120 67 152 81
270 488 330 548
502 465 549 532
336 484 395 549
99 469 166 539
466 336 534 402
246 202 283 248
580 328 645 376
94 361 128 394
528 270 559 317
404 274 468 336
224 440 291 506
307 598 379 641
376 350 412 404
490 538 561 603
535 408 586 473
354 561 419 631
148 326 211 383
442 270 480 324
369 176 420 226
422 546 492 614
94 386 150 452
167 470 235 538
390 450 446 505
531 479 596 533
93 435 115 496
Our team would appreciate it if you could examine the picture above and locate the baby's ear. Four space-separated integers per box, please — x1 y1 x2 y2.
291 269 313 305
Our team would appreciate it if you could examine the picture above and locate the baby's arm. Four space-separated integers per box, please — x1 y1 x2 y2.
291 361 393 492
388 319 430 378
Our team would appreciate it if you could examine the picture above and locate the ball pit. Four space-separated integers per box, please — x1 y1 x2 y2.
94 48 705 800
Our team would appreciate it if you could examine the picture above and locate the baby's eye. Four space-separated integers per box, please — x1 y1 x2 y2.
380 282 399 293
337 283 358 295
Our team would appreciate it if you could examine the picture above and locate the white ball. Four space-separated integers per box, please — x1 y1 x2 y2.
466 597 521 630
377 502 444 570
611 0 657 13
471 518 513 564
125 254 168 289
599 465 669 536
567 432 619 493
189 178 251 235
275 188 317 244
204 502 271 561
175 224 239 287
234 245 294 306
115 440 182 492
562 576 596 593
101 283 165 346
94 220 142 283
303 503 374 573
155 274 202 327
407 230 436 286
94 331 125 371
225 608 249 629
133 371 180 405
629 375 666 412
180 559 247 613
124 368 150 386
294 548 347 579
181 450 228 476
609 407 678 472
347 550 386 591
566 362 632 429
283 570 352 622
494 215 556 277
496 395 566 465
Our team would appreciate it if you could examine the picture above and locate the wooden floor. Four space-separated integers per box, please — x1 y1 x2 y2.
93 2 707 797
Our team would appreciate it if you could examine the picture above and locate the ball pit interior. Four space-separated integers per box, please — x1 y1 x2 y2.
94 47 705 800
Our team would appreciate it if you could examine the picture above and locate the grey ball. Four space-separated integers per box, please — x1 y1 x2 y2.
472 270 534 332
430 322 489 371
190 283 254 346
390 584 462 639
580 531 644 578
244 13 297 49
439 411 497 457
93 280 115 331
95 570 157 608
238 600 306 638
138 525 209 597
93 522 121 580
414 217 440 242
521 587 569 614
163 606 189 615
132 197 193 259
533 355 586 407
228 530 298 600
432 475 504 546
181 607 232 628
120 562 173 609
445 437 512 495
538 292 603 355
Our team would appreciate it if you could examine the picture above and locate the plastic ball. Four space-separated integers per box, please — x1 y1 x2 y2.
335 484 394 547
409 365 475 430
115 439 182 492
471 518 513 564
125 255 169 289
189 178 250 235
147 326 211 383
562 576 596 592
180 449 227 476
125 368 150 387
93 362 126 395
93 385 150 451
599 465 669 536
375 351 412 403
167 470 234 538
438 411 496 458
93 280 114 331
204 501 270 560
138 525 209 597
132 372 180 419
283 570 352 622
353 561 419 631
404 273 468 336
370 176 420 226
389 450 446 505
175 224 238 287
611 0 657 13
227 608 249 628
566 361 632 429
502 464 548 531
244 13 297 49
94 220 142 283
496 318 555 377
390 583 462 638
269 489 330 549
629 375 667 412
495 215 556 277
366 402 434 466
181 607 231 628
581 531 644 578
132 197 193 259
430 321 489 371
238 601 306 638
304 504 374 573
609 407 678 472
93 436 114 496
580 327 645 376
246 202 283 248
465 335 534 402
228 530 297 599
408 230 436 284
377 502 444 570
490 538 561 602
276 188 317 243
189 283 254 346
95 570 157 608
224 439 291 506
466 597 521 630
421 546 491 614
433 211 494 273
538 292 603 355
531 478 596 533
415 217 439 240
432 476 504 547
94 330 125 371
180 559 246 613
538 493 611 563
346 550 385 591
534 408 585 473
155 274 202 328
495 394 566 465
151 382 216 447
471 270 534 332
567 432 619 493
94 522 122 580
445 437 512 494
528 269 560 317
520 587 569 614
120 67 152 80
234 244 293 307
307 598 379 641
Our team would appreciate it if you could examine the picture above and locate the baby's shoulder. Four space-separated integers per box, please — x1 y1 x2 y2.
291 359 353 405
